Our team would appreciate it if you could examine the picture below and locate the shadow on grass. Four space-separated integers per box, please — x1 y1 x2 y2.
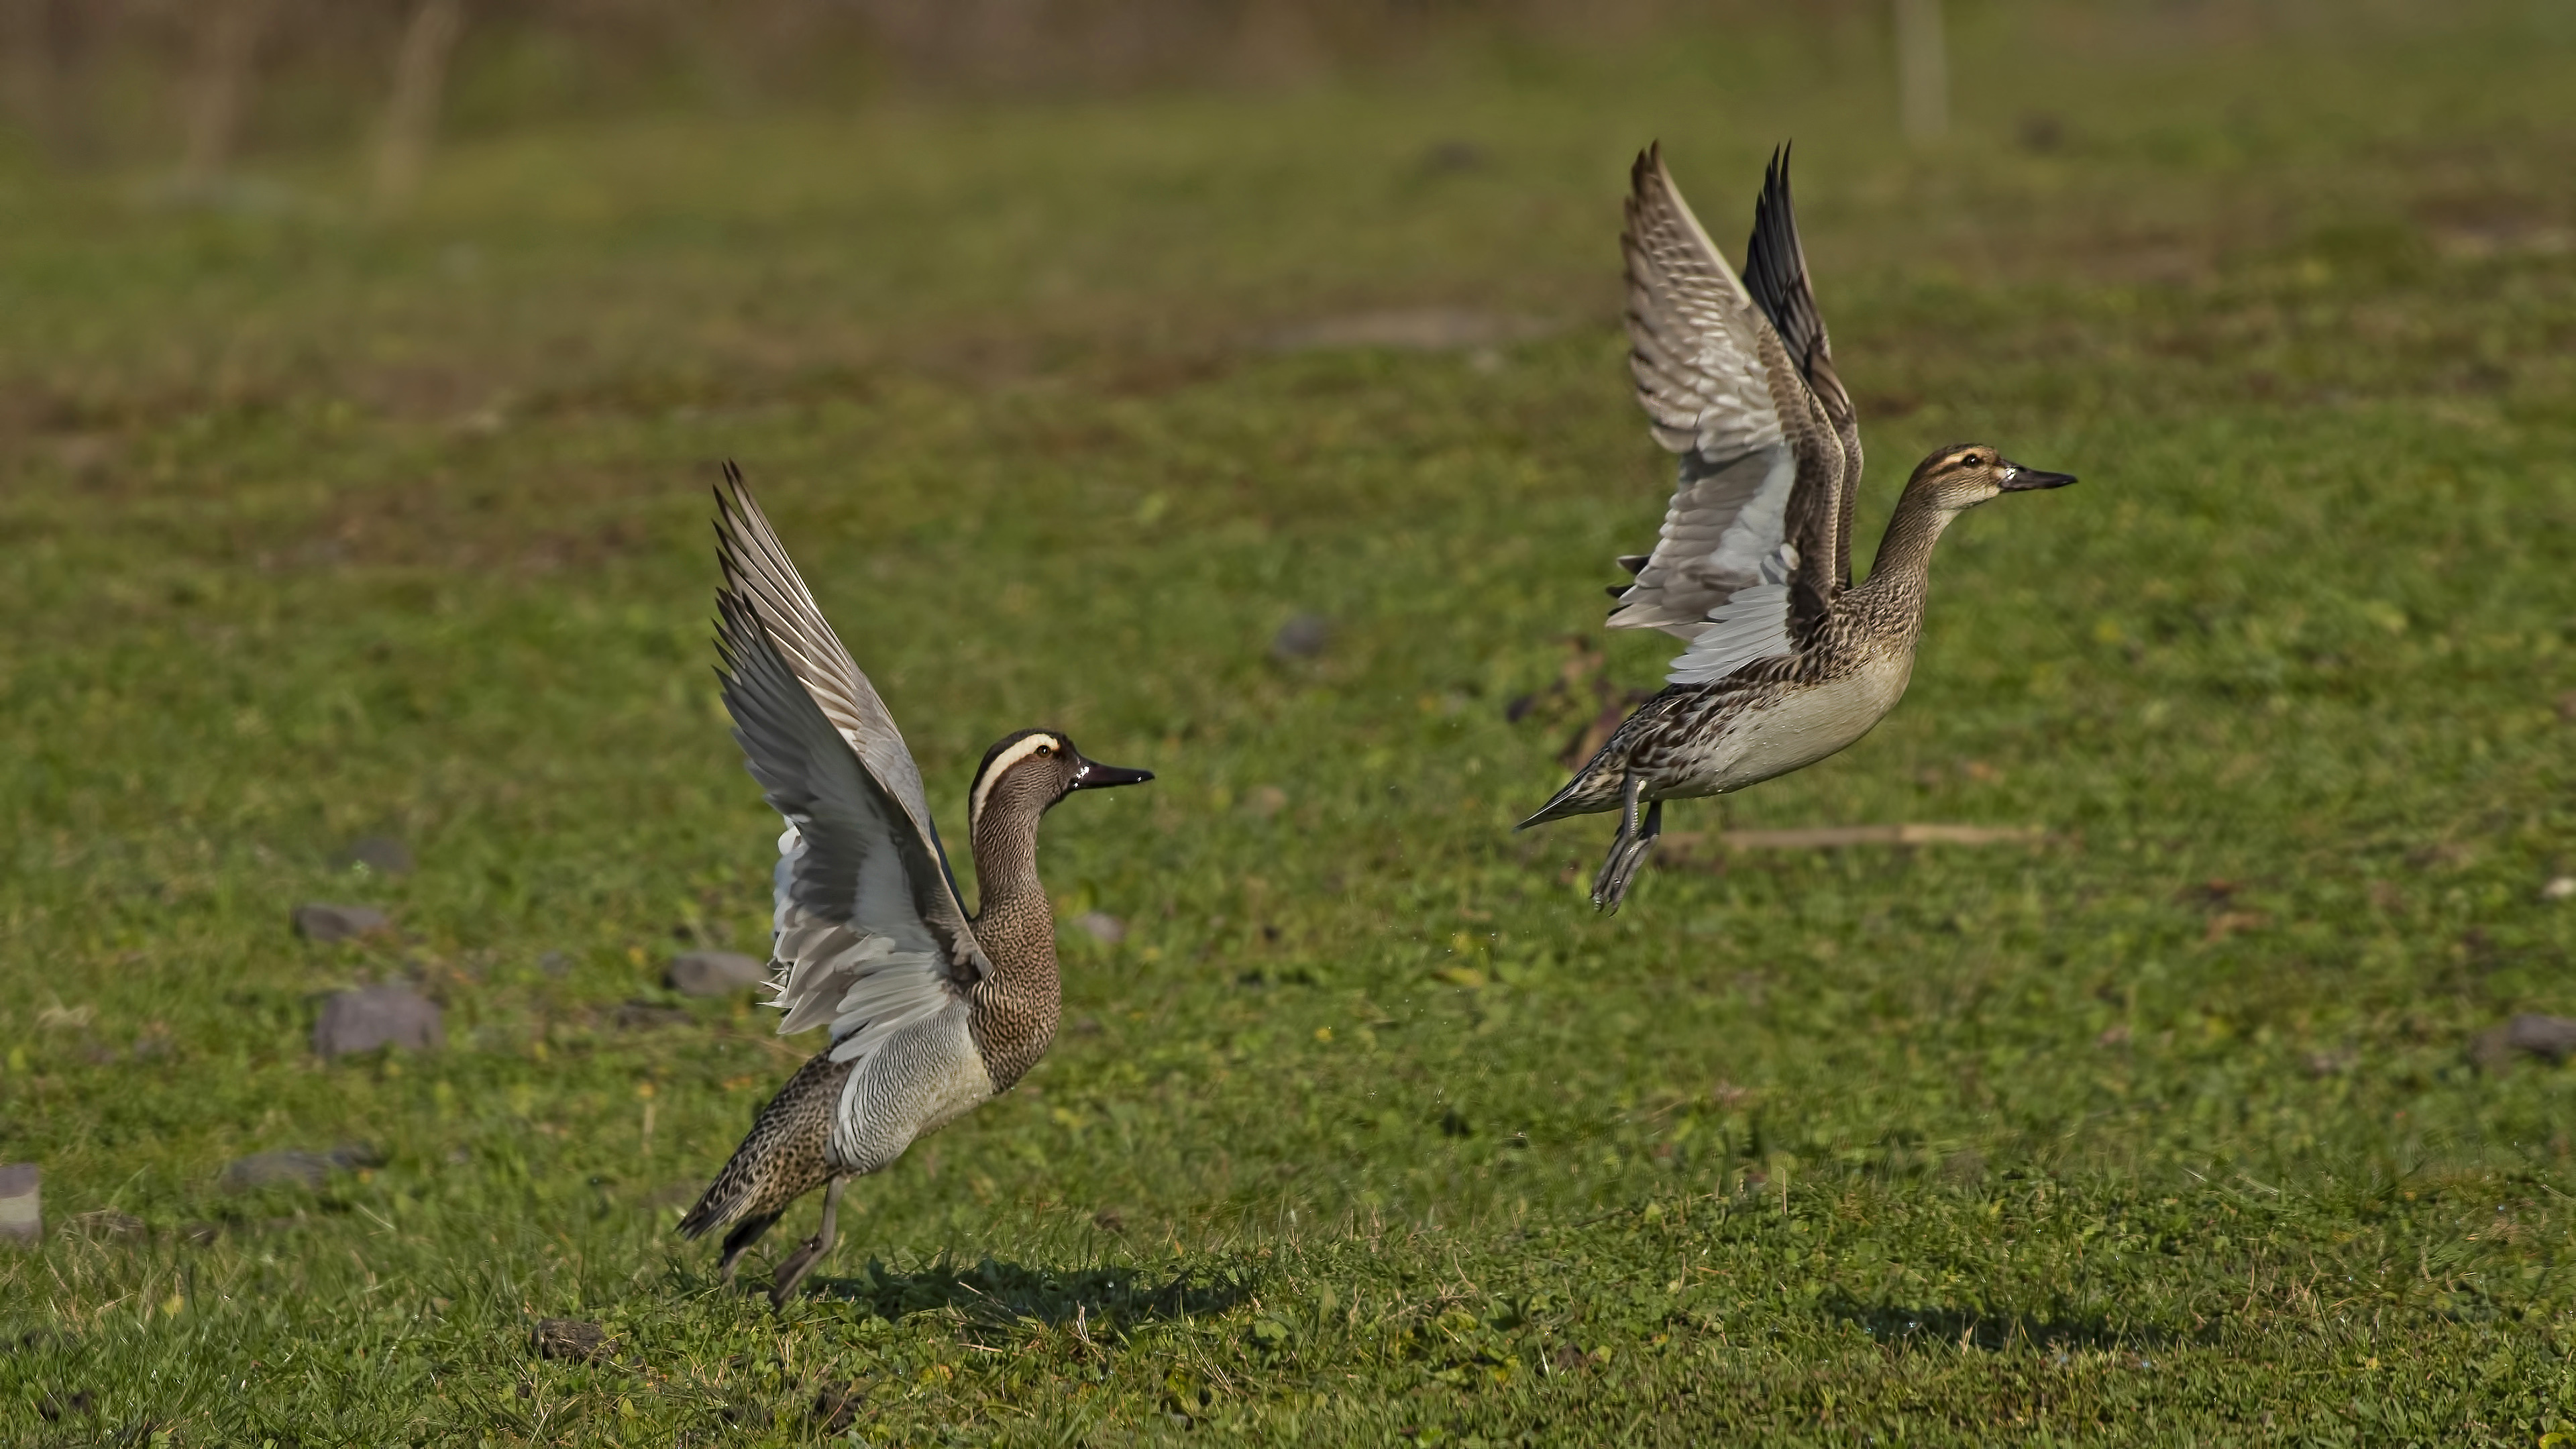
806 1256 1253 1326
1819 1292 2194 1354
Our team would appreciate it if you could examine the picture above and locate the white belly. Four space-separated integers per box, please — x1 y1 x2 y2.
1682 654 1913 797
830 1004 996 1175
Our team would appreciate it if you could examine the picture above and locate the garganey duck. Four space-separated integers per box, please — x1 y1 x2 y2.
1519 146 2076 911
678 466 1152 1305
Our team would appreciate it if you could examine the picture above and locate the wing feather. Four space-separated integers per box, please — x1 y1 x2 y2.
712 473 990 1064
1739 145 1863 605
1604 145 1863 682
715 468 981 966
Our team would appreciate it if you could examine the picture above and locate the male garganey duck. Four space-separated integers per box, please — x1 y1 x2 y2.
678 466 1152 1305
1519 146 2076 911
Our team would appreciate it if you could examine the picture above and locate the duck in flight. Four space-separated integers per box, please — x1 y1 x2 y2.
1519 146 2076 910
678 466 1152 1305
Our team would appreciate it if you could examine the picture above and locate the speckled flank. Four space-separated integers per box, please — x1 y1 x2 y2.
677 1048 855 1242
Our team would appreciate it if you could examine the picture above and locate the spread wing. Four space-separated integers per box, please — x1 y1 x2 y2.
1606 144 1858 687
1737 145 1863 596
713 470 989 1065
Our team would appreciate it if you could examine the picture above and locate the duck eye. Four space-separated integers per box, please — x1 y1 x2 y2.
1961 453 1981 467
1035 744 1054 757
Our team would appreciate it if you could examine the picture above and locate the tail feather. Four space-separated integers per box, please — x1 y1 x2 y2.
1518 765 1618 830
678 1049 853 1239
1519 721 1644 831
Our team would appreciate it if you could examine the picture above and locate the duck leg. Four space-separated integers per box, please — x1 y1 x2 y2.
767 1176 847 1307
1591 775 1664 912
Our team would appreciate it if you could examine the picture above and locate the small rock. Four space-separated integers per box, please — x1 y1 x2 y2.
2016 111 2068 153
68 1210 146 1242
2472 1014 2576 1071
1270 612 1330 660
0 1164 40 1246
614 1002 692 1030
1091 1208 1126 1234
537 950 573 978
1244 785 1289 819
2544 877 2576 902
314 985 443 1058
813 1381 865 1434
666 949 765 998
294 903 390 943
531 1318 612 1362
334 836 414 875
1419 138 1487 173
221 1144 380 1193
1075 912 1126 945
36 1389 95 1421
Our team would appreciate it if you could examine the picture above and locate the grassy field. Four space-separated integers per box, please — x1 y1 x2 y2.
3 3 2575 1442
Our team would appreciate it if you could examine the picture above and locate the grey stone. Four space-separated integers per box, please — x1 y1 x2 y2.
667 949 765 998
0 1163 39 1246
538 950 573 978
2473 1014 2576 1071
532 1318 612 1362
1075 912 1126 945
314 985 443 1057
1270 612 1331 660
294 902 390 943
335 835 414 875
1419 138 1487 174
221 1144 380 1193
614 1002 692 1030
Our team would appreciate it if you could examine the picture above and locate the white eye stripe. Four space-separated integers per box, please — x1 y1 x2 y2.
969 735 1064 824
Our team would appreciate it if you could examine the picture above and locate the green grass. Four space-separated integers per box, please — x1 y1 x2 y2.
4 4 2576 1442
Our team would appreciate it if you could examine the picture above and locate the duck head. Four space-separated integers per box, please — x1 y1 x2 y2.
967 728 1154 830
1903 443 2078 513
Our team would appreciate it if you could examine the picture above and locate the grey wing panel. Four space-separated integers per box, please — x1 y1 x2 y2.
1609 445 1798 639
715 469 984 972
718 592 973 1058
718 591 955 961
1608 145 1805 643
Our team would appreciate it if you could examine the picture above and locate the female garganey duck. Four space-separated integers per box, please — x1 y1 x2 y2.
1521 146 2075 911
678 466 1152 1305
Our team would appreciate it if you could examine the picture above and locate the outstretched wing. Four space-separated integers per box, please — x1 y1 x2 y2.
1607 144 1858 687
1737 144 1863 596
714 470 989 1065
